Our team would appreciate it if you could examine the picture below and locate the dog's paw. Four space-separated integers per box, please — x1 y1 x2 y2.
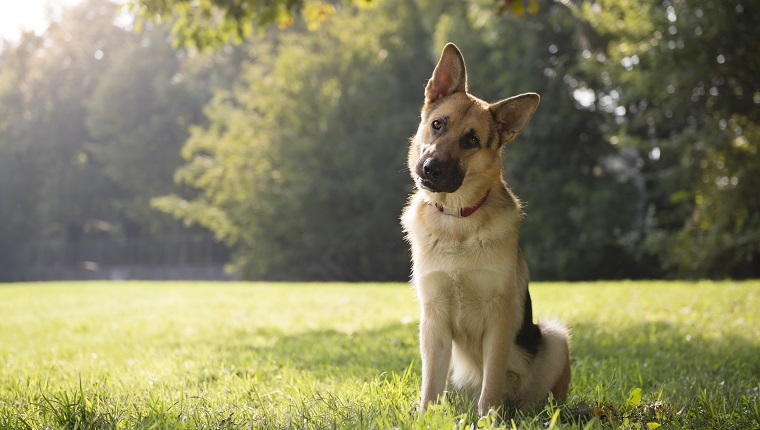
477 397 499 416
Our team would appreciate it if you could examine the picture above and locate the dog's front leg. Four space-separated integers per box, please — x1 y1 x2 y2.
419 300 452 412
416 272 453 411
478 299 513 415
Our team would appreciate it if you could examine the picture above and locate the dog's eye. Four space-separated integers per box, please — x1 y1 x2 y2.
460 130 480 149
431 119 442 130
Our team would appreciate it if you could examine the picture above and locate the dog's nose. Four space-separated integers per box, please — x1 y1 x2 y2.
422 158 442 180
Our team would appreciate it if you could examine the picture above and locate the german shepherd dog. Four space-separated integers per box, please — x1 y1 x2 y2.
401 43 571 415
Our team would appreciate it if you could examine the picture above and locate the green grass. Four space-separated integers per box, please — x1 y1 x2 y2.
0 281 758 429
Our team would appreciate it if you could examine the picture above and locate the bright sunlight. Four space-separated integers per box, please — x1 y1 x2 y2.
0 0 81 42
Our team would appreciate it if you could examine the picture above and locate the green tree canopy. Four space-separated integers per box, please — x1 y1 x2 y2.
577 0 760 277
0 0 133 276
154 0 647 280
0 0 225 279
2 0 756 281
426 0 641 279
154 1 431 280
127 0 539 49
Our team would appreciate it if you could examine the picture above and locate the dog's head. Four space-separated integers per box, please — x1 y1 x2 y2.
409 43 540 196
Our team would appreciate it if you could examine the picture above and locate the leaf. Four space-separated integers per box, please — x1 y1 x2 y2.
511 0 524 17
647 423 661 429
627 387 643 407
548 409 561 429
527 0 540 15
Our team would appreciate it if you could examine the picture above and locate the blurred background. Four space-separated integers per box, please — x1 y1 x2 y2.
0 0 757 282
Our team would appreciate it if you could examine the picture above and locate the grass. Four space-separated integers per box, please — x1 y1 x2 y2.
0 280 758 429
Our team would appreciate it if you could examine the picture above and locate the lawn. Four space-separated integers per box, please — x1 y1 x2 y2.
0 281 758 429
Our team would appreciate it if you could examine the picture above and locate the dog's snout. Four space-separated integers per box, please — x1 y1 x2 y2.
422 158 442 180
416 156 464 193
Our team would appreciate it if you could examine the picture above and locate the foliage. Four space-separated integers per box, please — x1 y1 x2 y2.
1 280 758 428
85 26 195 235
576 0 760 277
424 0 641 279
0 0 228 280
1 0 758 281
126 0 541 50
155 0 646 281
154 1 430 280
0 0 134 277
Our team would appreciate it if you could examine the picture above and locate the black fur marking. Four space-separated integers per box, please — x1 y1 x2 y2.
515 287 542 356
460 129 480 149
486 123 498 149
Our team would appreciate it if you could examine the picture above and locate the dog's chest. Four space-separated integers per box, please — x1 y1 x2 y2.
449 272 502 335
411 216 517 276
430 233 489 259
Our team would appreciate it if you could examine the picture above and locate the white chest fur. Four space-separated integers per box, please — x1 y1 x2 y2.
402 191 525 336
402 192 522 279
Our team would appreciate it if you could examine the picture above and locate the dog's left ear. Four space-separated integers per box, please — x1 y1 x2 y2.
490 93 540 145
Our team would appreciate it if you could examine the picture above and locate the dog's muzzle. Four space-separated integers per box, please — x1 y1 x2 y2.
416 157 464 193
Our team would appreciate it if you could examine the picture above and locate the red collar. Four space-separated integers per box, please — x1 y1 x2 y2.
434 190 490 218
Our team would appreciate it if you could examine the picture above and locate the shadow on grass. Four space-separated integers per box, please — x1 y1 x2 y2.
223 317 759 399
218 318 759 427
20 319 757 429
222 322 421 381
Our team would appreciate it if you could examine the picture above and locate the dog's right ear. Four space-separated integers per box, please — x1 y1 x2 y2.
425 43 468 104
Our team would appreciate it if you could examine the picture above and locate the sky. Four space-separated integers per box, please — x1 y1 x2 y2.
0 0 83 43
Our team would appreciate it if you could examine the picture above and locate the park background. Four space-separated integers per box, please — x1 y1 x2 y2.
0 0 758 282
1 2 758 428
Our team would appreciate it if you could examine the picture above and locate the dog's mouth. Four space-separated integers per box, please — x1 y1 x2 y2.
417 178 461 194
418 179 439 192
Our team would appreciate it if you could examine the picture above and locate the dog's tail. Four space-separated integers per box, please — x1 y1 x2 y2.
522 318 571 402
541 318 571 400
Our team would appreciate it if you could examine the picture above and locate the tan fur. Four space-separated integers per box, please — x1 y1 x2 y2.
401 43 570 415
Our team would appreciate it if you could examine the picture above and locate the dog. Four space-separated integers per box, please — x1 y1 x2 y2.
401 43 571 416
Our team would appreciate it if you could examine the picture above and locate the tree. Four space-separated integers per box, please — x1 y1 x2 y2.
0 0 231 280
0 33 39 278
85 25 201 236
127 0 541 49
420 0 641 279
0 0 134 279
154 1 431 280
578 0 760 278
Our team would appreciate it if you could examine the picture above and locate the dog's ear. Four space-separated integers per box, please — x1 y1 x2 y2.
490 93 540 145
425 43 467 104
